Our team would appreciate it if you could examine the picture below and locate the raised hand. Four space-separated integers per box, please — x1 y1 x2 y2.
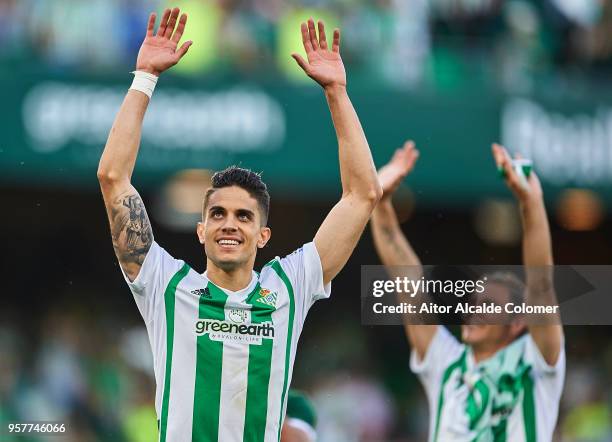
136 8 193 76
292 19 346 89
492 143 543 204
378 141 420 200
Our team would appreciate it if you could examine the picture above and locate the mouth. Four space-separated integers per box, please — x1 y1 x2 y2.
216 238 243 250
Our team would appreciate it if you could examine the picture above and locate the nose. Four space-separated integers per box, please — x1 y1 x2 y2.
221 215 238 232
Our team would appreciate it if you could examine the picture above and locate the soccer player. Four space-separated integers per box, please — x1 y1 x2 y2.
97 7 381 442
280 391 317 442
370 142 565 441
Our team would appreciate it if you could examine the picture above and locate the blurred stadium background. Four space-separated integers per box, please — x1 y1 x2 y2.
1 0 612 440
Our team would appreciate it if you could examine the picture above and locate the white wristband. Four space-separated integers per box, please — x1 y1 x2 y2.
129 71 159 98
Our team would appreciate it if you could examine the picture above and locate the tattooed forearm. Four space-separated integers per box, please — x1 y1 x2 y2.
110 192 153 266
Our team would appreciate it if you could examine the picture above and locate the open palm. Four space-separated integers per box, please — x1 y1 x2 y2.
136 8 192 76
292 19 346 88
378 141 420 199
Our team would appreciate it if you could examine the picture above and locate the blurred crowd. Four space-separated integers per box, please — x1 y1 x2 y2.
2 1 612 441
2 0 612 89
1 310 611 442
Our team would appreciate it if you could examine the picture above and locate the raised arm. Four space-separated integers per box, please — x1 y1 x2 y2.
97 8 192 281
292 19 382 284
492 144 563 365
370 142 436 359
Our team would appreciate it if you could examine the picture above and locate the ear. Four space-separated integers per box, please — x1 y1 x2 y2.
257 226 271 249
509 318 527 340
196 221 205 244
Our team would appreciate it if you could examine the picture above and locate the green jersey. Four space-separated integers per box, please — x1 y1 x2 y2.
122 242 331 442
411 327 565 441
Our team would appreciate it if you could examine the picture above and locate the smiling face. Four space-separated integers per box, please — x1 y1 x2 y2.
461 280 526 353
197 186 271 272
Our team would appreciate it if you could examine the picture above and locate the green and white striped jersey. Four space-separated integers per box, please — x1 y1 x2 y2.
411 327 565 442
122 241 331 442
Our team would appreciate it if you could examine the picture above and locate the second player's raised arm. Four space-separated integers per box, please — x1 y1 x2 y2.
370 143 437 359
97 8 192 281
292 19 382 284
371 143 421 270
492 144 563 365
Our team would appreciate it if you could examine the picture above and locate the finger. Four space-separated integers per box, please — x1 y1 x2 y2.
332 28 341 53
492 143 510 171
491 143 504 168
171 13 188 43
308 18 319 50
498 148 520 186
164 7 180 39
403 140 415 152
300 22 313 54
291 53 310 73
174 40 193 61
146 13 156 37
317 21 328 49
157 8 171 37
499 145 514 167
390 148 403 163
406 146 420 169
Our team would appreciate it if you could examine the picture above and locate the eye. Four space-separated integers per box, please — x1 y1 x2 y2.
211 210 223 219
238 213 249 221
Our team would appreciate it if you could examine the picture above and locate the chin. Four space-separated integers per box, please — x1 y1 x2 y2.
461 324 487 344
214 258 242 272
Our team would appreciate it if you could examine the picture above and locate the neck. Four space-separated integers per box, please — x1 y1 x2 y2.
472 346 499 363
471 339 511 363
206 260 254 292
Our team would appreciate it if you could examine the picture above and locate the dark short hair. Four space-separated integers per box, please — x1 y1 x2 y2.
483 272 526 305
203 166 270 225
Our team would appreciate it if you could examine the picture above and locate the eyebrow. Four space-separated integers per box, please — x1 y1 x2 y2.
236 209 255 218
208 206 255 217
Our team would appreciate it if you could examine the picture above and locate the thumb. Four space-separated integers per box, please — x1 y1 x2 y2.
175 40 193 60
291 53 309 72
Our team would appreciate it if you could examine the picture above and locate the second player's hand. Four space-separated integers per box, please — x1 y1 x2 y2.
136 8 192 77
378 141 420 200
492 143 543 206
292 19 346 90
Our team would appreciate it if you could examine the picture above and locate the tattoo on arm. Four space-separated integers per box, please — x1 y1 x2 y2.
110 192 153 266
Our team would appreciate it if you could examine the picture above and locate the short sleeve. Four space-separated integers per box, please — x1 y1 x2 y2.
120 241 183 324
523 334 566 441
523 334 566 377
410 326 464 391
277 242 332 314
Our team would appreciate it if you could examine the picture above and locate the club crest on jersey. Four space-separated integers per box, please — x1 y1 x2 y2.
228 308 250 324
256 288 278 308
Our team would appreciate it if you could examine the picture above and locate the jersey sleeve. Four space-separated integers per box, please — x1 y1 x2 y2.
410 326 465 393
120 241 183 324
523 333 566 377
523 334 566 440
277 242 332 315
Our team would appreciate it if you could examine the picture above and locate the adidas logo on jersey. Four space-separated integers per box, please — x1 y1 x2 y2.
191 288 212 299
256 288 278 308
